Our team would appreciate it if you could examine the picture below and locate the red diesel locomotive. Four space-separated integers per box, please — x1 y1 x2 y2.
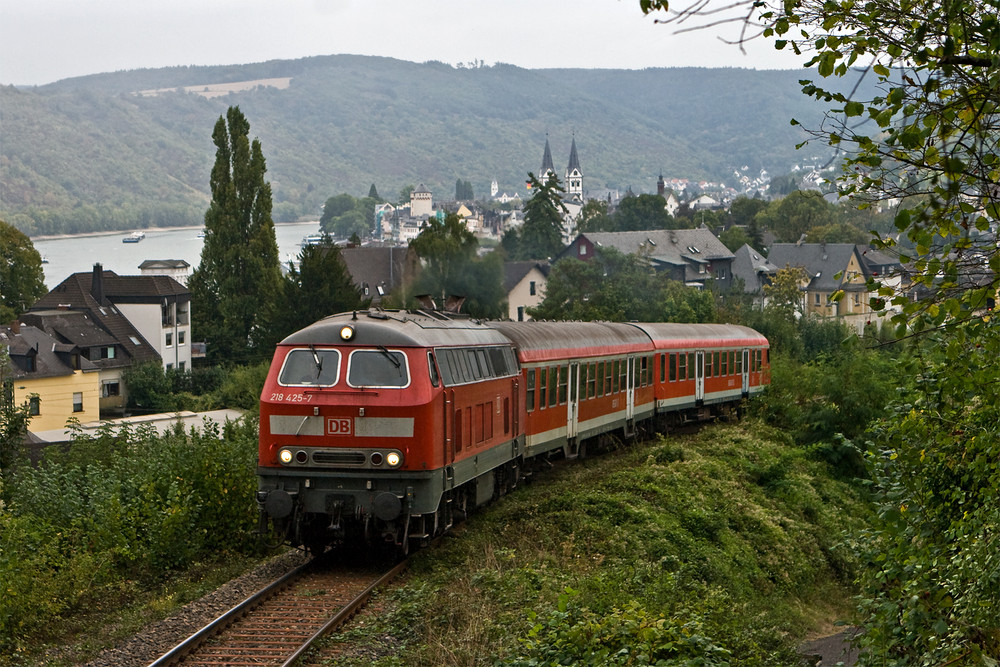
257 310 769 554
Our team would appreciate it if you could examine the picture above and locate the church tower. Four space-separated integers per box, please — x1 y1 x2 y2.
540 137 556 181
566 136 583 202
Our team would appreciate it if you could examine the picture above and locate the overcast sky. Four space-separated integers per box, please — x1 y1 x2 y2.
0 0 807 86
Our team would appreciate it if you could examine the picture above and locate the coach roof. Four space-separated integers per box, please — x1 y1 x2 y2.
489 321 653 363
628 322 768 348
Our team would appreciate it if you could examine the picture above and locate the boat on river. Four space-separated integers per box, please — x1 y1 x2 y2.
122 231 146 243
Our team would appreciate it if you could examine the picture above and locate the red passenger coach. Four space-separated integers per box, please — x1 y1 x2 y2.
630 323 770 417
257 310 770 555
490 321 656 459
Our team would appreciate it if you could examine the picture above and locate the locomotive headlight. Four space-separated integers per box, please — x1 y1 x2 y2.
278 448 293 464
386 451 402 468
339 325 355 341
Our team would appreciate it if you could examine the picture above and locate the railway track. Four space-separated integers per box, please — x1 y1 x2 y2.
149 556 408 667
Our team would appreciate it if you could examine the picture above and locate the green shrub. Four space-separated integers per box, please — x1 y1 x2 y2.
505 588 732 666
0 416 261 653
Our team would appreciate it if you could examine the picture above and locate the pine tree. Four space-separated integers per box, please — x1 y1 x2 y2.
188 106 281 363
273 243 368 338
514 172 567 260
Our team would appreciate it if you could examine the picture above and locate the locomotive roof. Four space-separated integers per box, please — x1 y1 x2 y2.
489 320 653 362
280 310 513 348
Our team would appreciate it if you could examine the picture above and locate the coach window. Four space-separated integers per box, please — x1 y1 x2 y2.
427 352 440 387
538 368 547 408
279 348 341 386
347 349 409 388
526 369 536 411
549 367 559 407
735 351 743 375
677 353 685 380
589 362 597 398
558 366 569 404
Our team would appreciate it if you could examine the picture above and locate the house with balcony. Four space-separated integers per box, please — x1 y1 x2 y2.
25 264 189 415
560 229 735 291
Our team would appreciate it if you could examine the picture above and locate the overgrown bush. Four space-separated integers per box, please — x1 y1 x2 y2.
0 416 261 655
852 327 1000 663
505 588 732 666
122 362 268 414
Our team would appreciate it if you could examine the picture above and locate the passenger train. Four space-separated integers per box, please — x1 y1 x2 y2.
257 310 770 554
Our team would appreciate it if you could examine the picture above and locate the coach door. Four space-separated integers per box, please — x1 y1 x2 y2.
695 351 705 404
567 363 580 441
626 357 636 420
741 349 750 395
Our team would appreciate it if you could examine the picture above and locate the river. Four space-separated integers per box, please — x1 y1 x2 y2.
32 221 321 288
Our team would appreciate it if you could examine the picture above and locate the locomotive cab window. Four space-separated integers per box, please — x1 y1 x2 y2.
278 348 341 386
347 349 409 388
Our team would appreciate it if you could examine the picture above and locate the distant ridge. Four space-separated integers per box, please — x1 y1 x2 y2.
1 54 854 237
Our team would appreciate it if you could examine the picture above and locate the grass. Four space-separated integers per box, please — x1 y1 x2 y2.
315 418 870 666
5 552 276 667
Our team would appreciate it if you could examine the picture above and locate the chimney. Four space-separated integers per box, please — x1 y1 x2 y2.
91 263 104 305
10 320 19 334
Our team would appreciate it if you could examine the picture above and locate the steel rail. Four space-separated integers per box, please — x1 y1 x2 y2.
147 556 407 667
279 558 410 666
147 556 316 667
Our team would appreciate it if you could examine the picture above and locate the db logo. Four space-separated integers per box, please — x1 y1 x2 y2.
327 418 352 435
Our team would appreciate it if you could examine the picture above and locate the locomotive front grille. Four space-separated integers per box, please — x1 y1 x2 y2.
312 450 368 466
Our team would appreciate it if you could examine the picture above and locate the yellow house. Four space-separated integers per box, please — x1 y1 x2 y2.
1 323 100 433
767 242 877 333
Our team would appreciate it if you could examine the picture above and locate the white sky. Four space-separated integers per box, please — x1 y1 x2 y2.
0 0 806 86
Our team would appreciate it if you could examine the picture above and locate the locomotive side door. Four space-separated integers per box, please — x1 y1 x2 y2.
741 348 750 395
567 363 580 441
626 356 636 420
695 351 705 403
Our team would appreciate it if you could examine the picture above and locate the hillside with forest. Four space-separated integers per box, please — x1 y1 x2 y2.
1 55 860 237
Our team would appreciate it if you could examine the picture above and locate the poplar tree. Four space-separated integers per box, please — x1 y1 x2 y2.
189 107 281 363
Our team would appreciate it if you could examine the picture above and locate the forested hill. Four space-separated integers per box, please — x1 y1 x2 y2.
2 55 844 237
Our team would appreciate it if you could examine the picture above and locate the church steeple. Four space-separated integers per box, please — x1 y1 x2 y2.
540 137 555 179
565 136 583 201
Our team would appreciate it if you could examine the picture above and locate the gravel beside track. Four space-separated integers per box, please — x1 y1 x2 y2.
82 549 311 667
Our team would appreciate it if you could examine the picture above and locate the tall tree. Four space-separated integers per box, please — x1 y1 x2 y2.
188 106 281 363
505 172 567 261
0 220 47 322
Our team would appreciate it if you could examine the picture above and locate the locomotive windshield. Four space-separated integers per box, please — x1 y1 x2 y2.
348 349 409 387
278 348 341 386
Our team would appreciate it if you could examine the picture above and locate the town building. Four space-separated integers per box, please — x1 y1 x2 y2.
504 261 549 321
1 322 100 432
561 229 736 291
767 242 889 331
25 264 190 414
